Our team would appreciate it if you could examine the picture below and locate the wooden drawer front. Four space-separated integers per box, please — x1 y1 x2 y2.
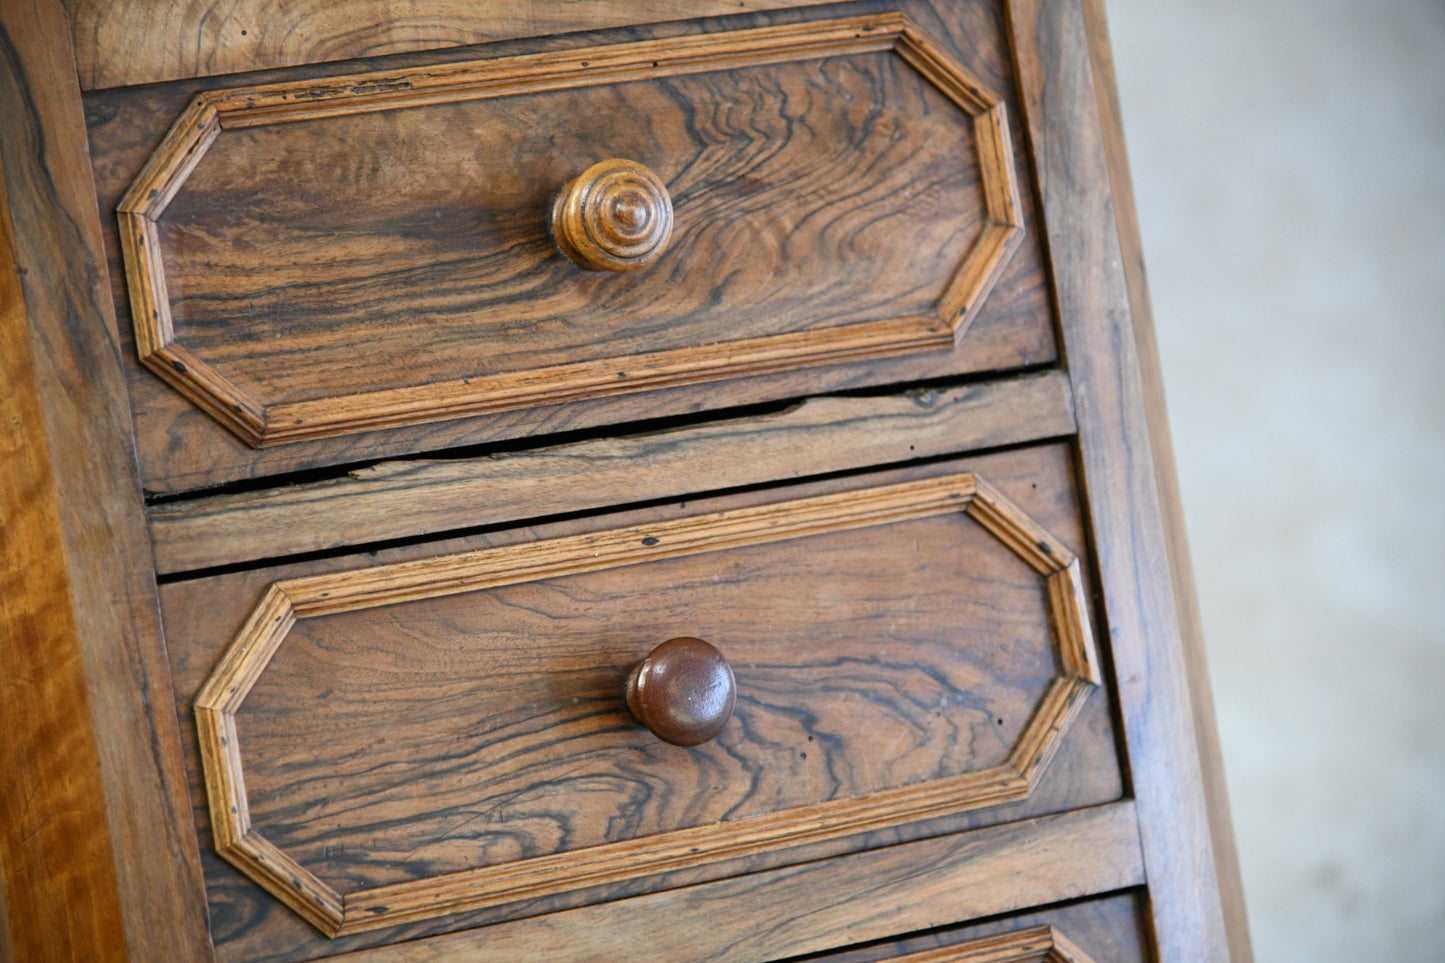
117 13 1020 448
160 448 1113 954
87 0 1056 497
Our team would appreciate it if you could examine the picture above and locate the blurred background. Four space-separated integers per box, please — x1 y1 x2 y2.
1105 1 1445 959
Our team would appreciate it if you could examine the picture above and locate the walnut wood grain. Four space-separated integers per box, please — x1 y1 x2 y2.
325 803 1144 962
192 468 1098 936
66 0 842 91
83 0 1056 495
1078 1 1252 955
0 118 126 963
160 444 1126 959
147 370 1074 574
114 14 1022 447
0 1 210 958
1007 0 1236 956
0 1 1244 959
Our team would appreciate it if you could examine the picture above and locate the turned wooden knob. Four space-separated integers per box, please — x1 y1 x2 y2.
550 159 674 272
625 637 735 746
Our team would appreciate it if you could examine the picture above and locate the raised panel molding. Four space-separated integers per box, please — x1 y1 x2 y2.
193 472 1099 936
878 924 1099 963
116 13 1022 447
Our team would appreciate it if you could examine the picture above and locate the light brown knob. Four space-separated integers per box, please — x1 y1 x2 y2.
625 637 735 746
550 159 674 272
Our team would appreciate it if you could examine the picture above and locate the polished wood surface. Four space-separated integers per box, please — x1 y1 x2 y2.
113 14 1020 447
146 370 1074 575
1007 0 1240 955
160 445 1127 959
186 462 1097 937
83 0 1056 493
625 637 737 746
0 123 126 963
551 159 675 272
0 2 210 958
1079 0 1252 954
1 0 1247 958
66 0 841 90
326 804 1144 962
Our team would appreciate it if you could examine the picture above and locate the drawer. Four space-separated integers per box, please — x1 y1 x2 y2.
158 443 1126 960
85 0 1057 495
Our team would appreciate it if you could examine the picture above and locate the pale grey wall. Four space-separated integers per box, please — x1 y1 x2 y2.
1106 1 1445 959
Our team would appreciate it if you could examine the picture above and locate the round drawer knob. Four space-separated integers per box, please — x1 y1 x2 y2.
625 637 736 746
550 159 674 272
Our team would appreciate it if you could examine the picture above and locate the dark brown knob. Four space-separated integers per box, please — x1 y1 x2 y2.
625 637 735 746
550 158 674 272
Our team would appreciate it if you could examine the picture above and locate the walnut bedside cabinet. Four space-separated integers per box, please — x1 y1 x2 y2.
1 0 1250 960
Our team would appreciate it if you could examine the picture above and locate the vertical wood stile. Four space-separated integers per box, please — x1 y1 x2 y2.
1006 0 1236 957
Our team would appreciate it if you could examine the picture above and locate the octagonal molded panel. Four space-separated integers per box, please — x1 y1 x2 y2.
118 13 1022 447
194 472 1098 936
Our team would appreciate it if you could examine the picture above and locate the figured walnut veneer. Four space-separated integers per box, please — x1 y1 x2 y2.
116 13 1022 447
193 472 1098 936
5 1 1249 958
